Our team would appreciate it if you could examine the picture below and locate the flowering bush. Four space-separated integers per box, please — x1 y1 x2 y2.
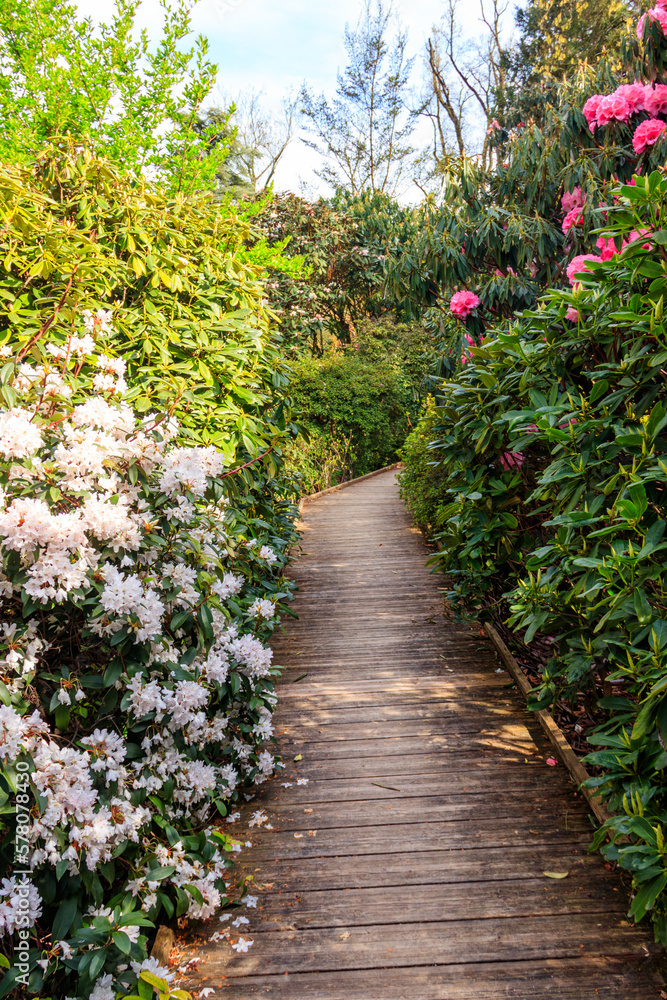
399 2 667 948
0 150 299 998
449 290 480 318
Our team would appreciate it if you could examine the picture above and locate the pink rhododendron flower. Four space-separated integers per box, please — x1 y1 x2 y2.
596 92 631 126
566 254 600 286
629 228 654 249
561 186 585 213
633 118 667 153
582 95 603 129
637 8 667 37
562 208 584 235
644 83 667 116
616 82 646 115
499 451 524 471
565 307 580 323
546 758 558 767
651 5 667 32
450 290 480 318
596 236 624 260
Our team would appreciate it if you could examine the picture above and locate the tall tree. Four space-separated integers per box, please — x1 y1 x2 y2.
226 90 298 194
508 0 640 88
300 0 417 195
0 0 231 193
420 0 509 179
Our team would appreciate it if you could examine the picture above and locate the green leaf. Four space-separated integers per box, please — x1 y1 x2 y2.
112 930 133 955
146 865 176 881
140 970 170 990
88 948 107 980
634 587 653 624
589 379 609 404
52 896 78 941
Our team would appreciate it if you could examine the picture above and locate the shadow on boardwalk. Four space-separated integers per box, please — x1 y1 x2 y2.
190 470 663 999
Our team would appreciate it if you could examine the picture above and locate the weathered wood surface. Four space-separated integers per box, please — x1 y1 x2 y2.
190 471 663 998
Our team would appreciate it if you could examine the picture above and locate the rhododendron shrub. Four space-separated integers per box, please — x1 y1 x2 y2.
0 151 299 999
401 169 667 943
399 3 667 947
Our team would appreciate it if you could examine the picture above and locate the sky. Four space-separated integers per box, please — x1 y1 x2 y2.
76 0 519 196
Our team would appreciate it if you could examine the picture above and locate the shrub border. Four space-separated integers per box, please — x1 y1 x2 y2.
483 622 612 826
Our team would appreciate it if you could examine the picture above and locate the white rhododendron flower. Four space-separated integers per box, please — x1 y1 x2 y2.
0 307 294 1000
0 408 44 459
249 597 275 619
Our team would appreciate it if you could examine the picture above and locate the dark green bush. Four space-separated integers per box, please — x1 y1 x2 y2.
398 398 449 530
289 319 430 487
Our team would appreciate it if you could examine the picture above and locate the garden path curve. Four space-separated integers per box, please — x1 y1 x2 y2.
191 469 662 999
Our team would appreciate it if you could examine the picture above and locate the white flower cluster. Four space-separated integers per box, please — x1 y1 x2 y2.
0 314 294 998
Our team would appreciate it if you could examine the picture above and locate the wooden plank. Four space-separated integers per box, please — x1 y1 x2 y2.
278 716 527 742
244 814 593 862
242 791 590 832
232 879 629 931
268 751 552 781
236 843 617 892
275 733 539 762
255 769 587 805
187 960 660 1000
199 915 656 978
280 700 521 726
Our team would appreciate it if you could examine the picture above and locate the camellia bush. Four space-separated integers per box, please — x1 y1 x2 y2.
400 0 667 945
0 148 299 999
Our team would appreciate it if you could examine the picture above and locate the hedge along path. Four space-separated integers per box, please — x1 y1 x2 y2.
192 470 662 999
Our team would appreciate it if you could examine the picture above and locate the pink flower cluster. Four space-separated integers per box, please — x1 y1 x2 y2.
596 236 621 260
583 67 667 154
561 186 585 214
583 83 667 129
637 3 667 40
633 118 667 153
562 207 584 235
566 254 600 286
450 290 480 318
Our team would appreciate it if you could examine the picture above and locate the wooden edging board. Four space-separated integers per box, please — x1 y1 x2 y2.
484 622 613 827
298 462 404 512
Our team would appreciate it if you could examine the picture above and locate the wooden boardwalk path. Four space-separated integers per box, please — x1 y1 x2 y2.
192 470 662 998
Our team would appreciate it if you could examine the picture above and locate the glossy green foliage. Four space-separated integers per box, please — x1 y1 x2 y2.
248 190 421 356
0 146 301 997
0 145 296 464
401 172 667 941
388 59 667 342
